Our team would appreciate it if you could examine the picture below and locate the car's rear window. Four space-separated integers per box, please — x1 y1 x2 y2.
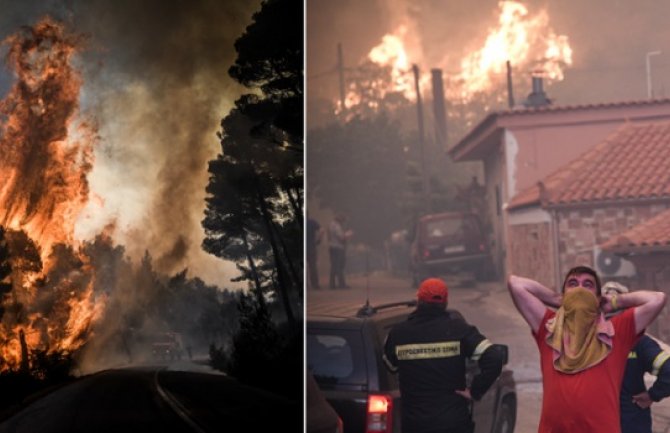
307 328 367 389
423 218 462 239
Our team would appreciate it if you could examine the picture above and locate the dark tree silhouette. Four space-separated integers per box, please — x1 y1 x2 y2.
202 0 303 331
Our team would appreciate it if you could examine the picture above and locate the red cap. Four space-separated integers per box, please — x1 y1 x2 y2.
417 278 448 304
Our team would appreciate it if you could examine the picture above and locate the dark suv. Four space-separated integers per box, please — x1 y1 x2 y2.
306 301 517 433
410 211 496 284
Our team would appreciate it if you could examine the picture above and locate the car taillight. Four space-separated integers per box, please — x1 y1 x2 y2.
336 416 344 433
366 394 393 433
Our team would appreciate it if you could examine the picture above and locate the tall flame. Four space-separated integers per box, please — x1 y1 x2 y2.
366 26 413 100
454 1 572 101
0 18 105 371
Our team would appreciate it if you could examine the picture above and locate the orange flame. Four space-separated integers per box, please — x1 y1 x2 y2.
339 24 430 114
0 18 105 371
454 1 572 101
366 27 413 100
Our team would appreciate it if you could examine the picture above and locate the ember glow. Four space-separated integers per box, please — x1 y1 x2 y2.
341 0 573 111
0 18 104 370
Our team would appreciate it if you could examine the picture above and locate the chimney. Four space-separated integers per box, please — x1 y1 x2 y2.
524 73 551 108
431 68 447 150
506 60 515 108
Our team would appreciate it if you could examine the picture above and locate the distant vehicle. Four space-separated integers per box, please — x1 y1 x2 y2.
307 370 344 433
307 300 517 433
150 332 184 361
409 211 496 285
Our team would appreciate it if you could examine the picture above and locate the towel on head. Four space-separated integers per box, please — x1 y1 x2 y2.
546 287 614 373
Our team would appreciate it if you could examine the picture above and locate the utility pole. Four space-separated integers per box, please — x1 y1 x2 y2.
646 51 661 99
413 64 431 213
337 43 346 109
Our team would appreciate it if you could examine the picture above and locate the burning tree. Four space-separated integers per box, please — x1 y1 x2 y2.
0 18 104 373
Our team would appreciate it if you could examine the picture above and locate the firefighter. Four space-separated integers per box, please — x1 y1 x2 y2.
603 281 670 433
382 277 504 433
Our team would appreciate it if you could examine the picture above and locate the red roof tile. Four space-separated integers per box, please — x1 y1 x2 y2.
601 208 670 252
508 121 670 210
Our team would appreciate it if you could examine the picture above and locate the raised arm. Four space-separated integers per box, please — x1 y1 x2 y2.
603 290 667 334
507 275 562 333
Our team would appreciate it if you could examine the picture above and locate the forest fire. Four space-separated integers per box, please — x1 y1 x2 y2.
0 18 105 371
341 0 573 111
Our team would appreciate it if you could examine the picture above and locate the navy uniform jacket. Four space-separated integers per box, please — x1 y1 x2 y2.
383 304 503 433
620 335 670 433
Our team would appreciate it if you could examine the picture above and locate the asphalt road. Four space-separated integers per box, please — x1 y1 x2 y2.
307 270 670 433
0 366 300 433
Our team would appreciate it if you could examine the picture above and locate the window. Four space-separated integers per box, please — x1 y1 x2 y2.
307 329 367 388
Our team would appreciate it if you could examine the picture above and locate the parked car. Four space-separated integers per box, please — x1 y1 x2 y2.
409 211 496 285
306 301 516 433
307 370 344 433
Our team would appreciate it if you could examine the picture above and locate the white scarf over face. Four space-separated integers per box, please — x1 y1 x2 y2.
545 287 614 374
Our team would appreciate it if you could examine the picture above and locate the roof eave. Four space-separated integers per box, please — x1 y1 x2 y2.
448 112 501 162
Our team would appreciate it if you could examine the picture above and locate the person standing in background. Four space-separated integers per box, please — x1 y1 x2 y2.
306 216 322 289
328 213 351 289
602 281 670 433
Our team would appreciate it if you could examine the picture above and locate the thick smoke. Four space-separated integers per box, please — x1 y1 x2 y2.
68 0 261 285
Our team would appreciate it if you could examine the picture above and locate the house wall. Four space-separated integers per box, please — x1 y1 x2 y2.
506 206 556 287
508 222 555 288
555 203 670 282
483 141 506 278
626 258 670 342
507 124 614 198
653 266 670 342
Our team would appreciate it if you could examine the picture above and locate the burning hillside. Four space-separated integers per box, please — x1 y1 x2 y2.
339 0 573 112
0 18 103 371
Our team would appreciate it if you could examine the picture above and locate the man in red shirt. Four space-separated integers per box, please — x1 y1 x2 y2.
508 266 666 433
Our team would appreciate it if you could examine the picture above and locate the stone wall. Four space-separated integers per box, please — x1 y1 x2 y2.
556 203 670 279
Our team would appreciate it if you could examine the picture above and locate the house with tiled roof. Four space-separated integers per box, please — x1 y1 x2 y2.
449 97 670 280
600 207 670 340
503 121 670 338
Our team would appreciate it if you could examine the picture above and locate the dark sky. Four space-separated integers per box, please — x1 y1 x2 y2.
307 0 670 114
0 0 262 286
